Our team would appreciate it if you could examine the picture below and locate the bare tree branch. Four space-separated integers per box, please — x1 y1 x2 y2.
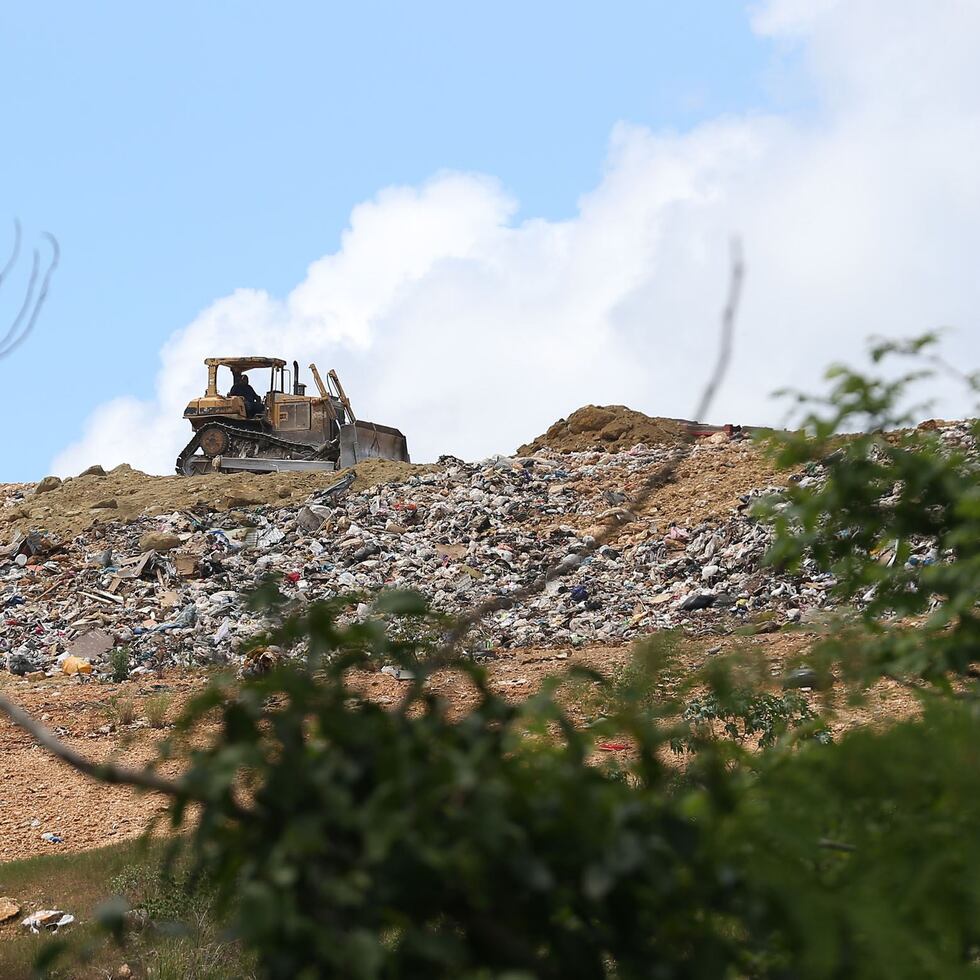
0 232 59 359
0 248 40 353
692 237 744 423
0 694 185 797
0 219 22 289
436 240 747 657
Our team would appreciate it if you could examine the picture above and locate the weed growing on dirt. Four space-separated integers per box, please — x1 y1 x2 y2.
143 694 172 729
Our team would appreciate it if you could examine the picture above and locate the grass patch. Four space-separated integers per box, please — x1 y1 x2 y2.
0 840 254 979
108 696 137 727
144 694 173 729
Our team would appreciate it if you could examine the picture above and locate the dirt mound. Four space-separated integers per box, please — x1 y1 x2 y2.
0 459 431 543
518 405 691 455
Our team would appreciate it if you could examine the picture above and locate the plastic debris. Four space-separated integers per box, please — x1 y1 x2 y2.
21 909 74 933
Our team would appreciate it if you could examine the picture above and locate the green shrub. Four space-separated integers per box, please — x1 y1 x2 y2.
109 646 131 683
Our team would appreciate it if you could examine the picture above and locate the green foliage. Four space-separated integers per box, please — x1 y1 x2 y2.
675 688 829 751
109 645 131 683
761 334 980 685
164 599 746 979
110 860 210 926
140 585 980 979
727 701 980 978
109 695 136 727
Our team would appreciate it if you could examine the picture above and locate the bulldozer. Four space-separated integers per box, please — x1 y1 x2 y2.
176 357 409 475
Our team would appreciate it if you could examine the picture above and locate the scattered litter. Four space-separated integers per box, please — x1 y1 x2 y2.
61 656 93 676
21 909 74 933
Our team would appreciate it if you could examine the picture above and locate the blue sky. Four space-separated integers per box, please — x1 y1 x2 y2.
0 1 786 481
6 2 980 481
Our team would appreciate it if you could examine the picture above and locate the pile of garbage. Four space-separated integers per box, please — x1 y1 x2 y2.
3 420 971 679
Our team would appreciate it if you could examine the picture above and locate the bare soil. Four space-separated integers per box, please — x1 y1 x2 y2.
0 632 920 866
517 405 691 455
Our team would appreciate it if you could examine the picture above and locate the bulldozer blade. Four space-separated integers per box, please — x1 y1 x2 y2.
339 421 410 468
213 456 338 474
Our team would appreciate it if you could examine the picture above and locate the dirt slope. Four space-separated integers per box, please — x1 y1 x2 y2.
518 405 692 455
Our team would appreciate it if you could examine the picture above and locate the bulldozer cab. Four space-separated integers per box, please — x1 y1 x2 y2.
207 357 284 413
199 357 349 429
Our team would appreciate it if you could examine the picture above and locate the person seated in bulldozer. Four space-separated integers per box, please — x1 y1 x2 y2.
229 373 264 418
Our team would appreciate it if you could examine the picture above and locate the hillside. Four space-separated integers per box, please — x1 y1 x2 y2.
0 407 958 862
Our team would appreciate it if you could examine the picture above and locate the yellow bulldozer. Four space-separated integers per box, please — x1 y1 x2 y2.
176 357 409 475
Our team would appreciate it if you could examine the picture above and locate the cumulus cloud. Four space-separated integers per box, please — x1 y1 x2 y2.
53 0 980 476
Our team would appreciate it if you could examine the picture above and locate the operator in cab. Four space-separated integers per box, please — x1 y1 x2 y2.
229 373 264 418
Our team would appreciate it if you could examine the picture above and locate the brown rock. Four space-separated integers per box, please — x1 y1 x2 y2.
0 897 20 923
35 476 62 494
78 464 107 478
91 498 119 510
138 531 182 552
174 553 199 578
221 491 264 509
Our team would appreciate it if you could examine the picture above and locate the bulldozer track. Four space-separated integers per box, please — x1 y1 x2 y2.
175 422 338 475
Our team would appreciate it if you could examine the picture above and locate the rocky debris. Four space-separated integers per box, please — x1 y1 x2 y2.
35 476 62 494
0 897 20 923
518 405 691 455
0 459 432 542
66 629 114 660
0 449 799 673
139 531 183 553
2 423 969 676
78 465 107 478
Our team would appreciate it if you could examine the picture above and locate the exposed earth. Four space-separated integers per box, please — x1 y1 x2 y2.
517 404 692 455
0 634 918 865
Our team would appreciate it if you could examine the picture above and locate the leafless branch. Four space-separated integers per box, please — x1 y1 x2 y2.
0 231 59 360
436 239 746 657
0 694 185 797
0 219 22 288
692 237 744 423
0 249 40 353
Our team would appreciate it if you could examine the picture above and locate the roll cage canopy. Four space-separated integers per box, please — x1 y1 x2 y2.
204 357 289 399
205 357 286 372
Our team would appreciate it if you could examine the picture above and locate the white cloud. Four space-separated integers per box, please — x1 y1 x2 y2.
53 0 980 476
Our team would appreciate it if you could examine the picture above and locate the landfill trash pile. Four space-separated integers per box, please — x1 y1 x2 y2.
0 439 793 677
1 418 971 680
